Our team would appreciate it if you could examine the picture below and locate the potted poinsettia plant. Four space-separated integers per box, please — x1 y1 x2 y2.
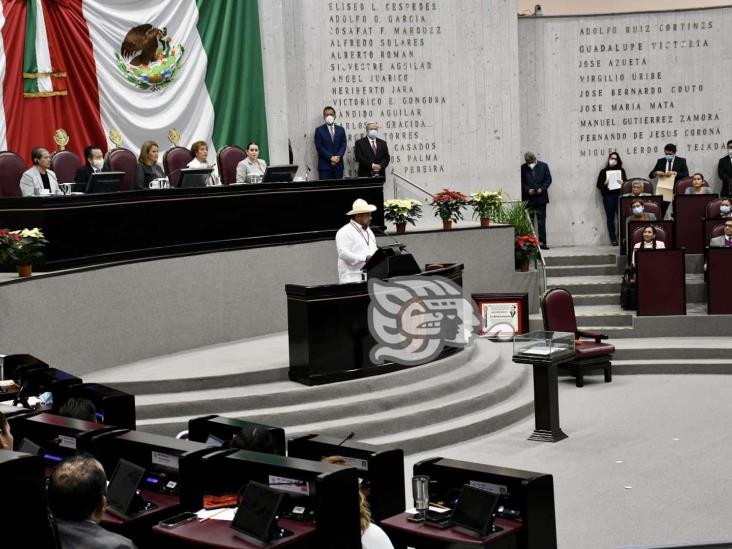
470 190 503 228
431 188 468 230
2 227 48 277
515 234 540 272
383 199 423 234
494 200 539 271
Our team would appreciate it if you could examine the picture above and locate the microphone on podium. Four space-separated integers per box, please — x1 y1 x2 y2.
372 225 407 250
335 432 355 449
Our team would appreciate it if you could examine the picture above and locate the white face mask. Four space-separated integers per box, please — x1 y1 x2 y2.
92 159 104 170
608 159 617 167
325 115 335 126
529 162 537 169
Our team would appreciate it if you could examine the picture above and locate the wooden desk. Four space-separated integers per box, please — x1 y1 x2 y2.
101 490 181 541
381 513 521 549
152 517 316 548
0 177 384 270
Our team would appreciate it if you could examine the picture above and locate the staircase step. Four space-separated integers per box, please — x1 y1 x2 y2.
573 293 621 306
613 358 732 375
575 313 634 327
544 253 617 267
546 264 619 277
547 275 622 295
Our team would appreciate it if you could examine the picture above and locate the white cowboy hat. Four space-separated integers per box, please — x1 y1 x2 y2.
347 198 377 215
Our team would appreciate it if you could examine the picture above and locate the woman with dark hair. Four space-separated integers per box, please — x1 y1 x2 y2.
236 142 267 183
632 225 665 265
596 151 627 246
684 173 713 195
135 140 165 189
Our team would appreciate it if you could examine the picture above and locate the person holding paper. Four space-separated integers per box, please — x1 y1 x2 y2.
596 151 627 246
648 143 688 218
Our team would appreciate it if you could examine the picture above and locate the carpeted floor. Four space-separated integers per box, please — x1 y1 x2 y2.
408 373 732 549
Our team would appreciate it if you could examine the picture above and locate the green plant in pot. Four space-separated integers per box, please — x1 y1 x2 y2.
2 227 48 277
495 201 539 270
470 190 503 227
431 188 468 230
383 199 423 234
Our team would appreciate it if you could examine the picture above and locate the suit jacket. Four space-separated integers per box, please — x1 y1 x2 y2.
521 161 552 206
596 166 627 195
710 235 732 247
56 518 137 549
717 154 732 196
74 164 109 191
314 124 347 173
354 137 390 177
648 156 689 185
19 166 60 196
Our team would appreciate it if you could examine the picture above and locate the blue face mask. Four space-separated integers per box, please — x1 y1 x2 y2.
721 205 731 214
368 129 378 139
632 206 643 215
665 154 674 161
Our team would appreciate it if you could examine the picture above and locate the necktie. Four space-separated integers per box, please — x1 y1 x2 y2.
726 238 732 248
329 126 335 141
666 159 671 172
371 140 377 156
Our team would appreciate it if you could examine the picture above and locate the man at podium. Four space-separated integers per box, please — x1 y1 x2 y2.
336 198 378 283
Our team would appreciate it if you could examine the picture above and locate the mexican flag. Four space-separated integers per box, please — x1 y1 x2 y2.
0 0 268 165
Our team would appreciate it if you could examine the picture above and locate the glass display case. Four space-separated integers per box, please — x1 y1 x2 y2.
512 330 575 363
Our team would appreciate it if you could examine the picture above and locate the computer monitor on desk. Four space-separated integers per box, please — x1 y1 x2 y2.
181 448 362 548
84 171 125 194
177 167 212 188
288 433 405 521
263 164 298 183
187 415 286 455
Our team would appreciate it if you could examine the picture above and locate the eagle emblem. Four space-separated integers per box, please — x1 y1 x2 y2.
114 24 184 91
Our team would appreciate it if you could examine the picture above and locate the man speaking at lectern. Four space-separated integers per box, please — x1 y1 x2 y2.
336 199 378 283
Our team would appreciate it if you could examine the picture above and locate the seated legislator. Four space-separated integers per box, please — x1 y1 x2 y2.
0 411 14 450
354 122 390 178
226 426 277 453
622 180 652 197
632 225 666 265
74 144 106 185
684 172 713 195
336 199 378 284
719 199 732 218
625 199 657 225
187 140 220 185
710 220 732 248
134 140 165 189
322 456 395 549
48 455 137 549
20 147 61 196
58 397 97 422
235 142 267 183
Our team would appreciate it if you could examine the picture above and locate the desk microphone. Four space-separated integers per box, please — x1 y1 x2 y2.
372 225 407 250
335 432 355 448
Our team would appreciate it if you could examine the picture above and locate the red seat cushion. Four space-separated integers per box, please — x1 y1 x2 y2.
574 341 614 359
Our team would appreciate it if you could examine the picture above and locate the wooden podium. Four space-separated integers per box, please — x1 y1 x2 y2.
286 262 464 385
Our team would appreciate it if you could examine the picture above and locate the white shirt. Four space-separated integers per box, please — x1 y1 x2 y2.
336 220 378 283
361 523 394 549
186 157 220 185
632 239 665 265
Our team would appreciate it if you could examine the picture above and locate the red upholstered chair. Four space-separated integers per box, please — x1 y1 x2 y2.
675 176 709 196
0 151 25 197
541 288 614 387
621 178 653 195
705 199 724 219
641 201 661 220
163 146 194 188
51 150 82 184
631 225 668 248
217 145 246 185
106 148 138 191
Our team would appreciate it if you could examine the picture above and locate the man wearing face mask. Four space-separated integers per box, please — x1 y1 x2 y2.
354 121 390 178
521 152 552 250
716 139 732 198
648 143 688 218
315 106 347 180
74 144 107 190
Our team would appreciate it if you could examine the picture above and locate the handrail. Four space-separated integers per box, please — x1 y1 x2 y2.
392 171 433 199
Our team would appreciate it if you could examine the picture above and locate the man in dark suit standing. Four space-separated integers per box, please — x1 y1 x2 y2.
648 143 689 218
521 151 552 249
717 139 732 198
314 106 347 180
354 121 390 178
74 144 106 189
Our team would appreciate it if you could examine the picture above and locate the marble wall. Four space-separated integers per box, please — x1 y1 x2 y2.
519 7 732 245
260 0 522 203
